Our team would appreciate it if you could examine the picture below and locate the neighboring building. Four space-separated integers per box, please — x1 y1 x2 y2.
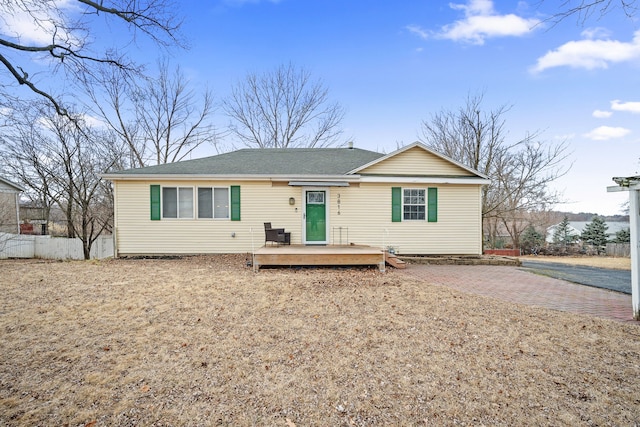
103 142 490 257
19 203 48 235
0 176 25 234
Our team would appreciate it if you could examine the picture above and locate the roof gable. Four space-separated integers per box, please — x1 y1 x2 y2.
0 176 25 192
350 142 487 178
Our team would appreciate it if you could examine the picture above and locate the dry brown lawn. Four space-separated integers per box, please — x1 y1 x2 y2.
1 256 639 426
521 255 631 270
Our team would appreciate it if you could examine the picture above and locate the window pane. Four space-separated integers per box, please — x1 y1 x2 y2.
307 191 324 204
198 188 213 218
178 187 193 218
162 187 177 218
403 188 426 220
214 188 229 218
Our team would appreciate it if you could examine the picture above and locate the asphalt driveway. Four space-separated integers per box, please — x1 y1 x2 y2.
520 260 631 294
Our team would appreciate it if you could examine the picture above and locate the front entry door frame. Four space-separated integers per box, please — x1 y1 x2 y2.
302 187 329 245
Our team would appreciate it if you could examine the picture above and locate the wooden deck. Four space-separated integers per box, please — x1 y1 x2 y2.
253 244 387 271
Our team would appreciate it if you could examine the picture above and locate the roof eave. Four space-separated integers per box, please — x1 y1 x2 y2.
101 173 361 181
0 176 25 192
358 176 490 185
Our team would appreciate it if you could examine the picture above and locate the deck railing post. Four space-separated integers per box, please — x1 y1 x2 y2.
250 227 257 273
380 228 389 273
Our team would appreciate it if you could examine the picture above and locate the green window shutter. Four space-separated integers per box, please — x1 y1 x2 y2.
428 187 438 222
230 185 241 221
150 185 161 221
391 187 401 222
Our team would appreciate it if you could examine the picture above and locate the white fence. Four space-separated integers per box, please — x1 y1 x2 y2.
0 233 113 260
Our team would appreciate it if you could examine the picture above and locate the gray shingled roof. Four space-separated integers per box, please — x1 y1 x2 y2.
108 148 384 176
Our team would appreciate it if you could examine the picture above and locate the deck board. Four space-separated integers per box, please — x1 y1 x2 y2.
253 245 386 271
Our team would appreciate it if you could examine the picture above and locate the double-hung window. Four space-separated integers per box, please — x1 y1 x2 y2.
403 189 425 220
198 187 230 219
162 187 193 219
392 187 437 222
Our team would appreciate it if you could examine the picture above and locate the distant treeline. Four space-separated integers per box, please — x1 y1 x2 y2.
550 211 629 222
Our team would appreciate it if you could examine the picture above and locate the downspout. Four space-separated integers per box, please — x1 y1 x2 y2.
15 191 20 234
113 182 119 258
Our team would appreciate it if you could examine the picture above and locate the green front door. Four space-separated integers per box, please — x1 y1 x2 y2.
305 191 326 243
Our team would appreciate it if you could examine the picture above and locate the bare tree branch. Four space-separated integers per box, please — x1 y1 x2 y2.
0 0 184 118
0 101 122 258
539 0 639 25
223 63 345 148
87 59 219 167
420 93 571 249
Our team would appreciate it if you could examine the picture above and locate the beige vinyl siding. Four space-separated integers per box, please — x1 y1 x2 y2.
0 191 20 233
114 180 303 255
114 180 483 255
328 183 482 255
359 146 476 176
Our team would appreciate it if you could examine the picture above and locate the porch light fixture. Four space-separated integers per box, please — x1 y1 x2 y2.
289 197 295 205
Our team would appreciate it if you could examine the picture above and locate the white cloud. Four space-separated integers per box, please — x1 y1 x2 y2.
531 29 640 73
611 99 640 113
450 0 494 15
554 133 576 141
406 25 429 39
592 110 612 118
583 126 631 140
581 27 612 40
431 0 540 45
0 1 78 46
78 113 106 129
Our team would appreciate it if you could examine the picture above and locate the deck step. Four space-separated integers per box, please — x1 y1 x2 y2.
384 251 406 269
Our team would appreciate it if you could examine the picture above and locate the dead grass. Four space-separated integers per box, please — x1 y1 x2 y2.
521 255 631 270
1 255 639 426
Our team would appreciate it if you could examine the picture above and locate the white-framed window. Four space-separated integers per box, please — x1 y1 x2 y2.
307 191 325 204
403 188 425 220
162 187 194 219
197 187 230 219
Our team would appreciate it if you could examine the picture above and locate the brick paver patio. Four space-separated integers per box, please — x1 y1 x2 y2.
401 264 637 324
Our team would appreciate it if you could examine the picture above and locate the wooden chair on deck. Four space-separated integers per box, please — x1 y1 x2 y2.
264 222 291 245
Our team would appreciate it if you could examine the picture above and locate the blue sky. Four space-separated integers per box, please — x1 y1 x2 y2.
175 0 640 216
4 0 639 216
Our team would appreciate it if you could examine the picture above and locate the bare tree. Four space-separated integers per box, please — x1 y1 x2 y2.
0 0 183 117
223 63 345 148
0 104 58 230
420 93 570 249
1 102 121 258
47 114 118 258
87 60 219 167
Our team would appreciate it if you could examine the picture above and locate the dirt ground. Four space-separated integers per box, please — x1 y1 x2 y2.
521 255 631 270
1 255 639 426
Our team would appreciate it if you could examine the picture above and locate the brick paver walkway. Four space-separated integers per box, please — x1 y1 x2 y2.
401 264 637 324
